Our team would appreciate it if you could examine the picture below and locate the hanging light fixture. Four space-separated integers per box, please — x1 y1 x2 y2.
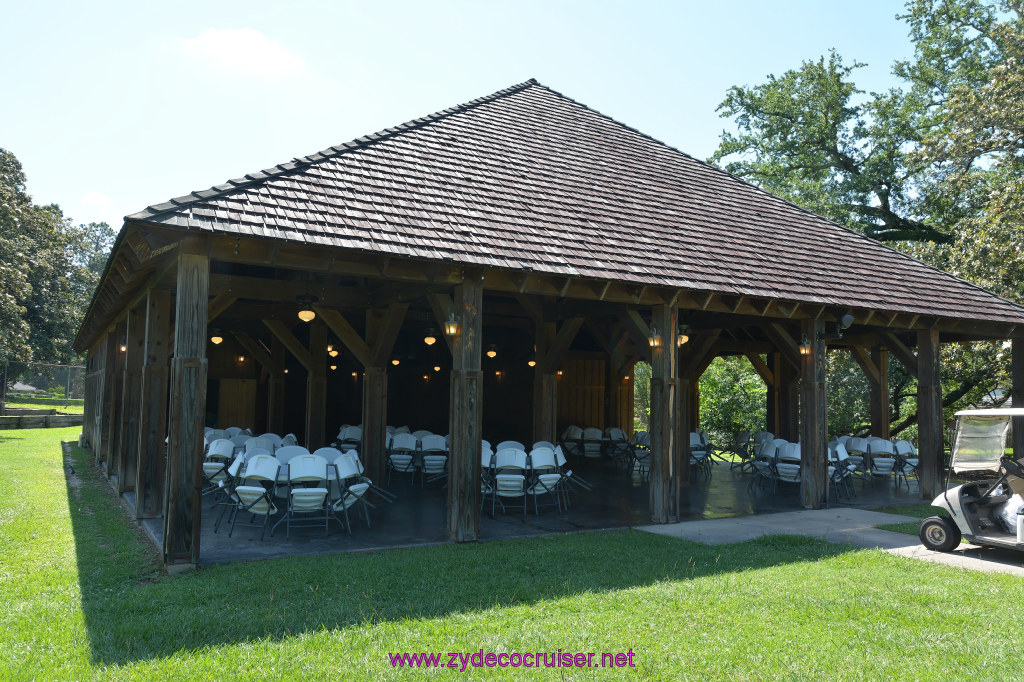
328 349 339 357
799 334 812 356
296 293 318 323
648 325 662 348
433 365 441 372
237 355 246 363
677 326 690 347
391 359 400 366
351 371 358 377
444 312 459 336
330 364 337 371
423 327 437 346
210 333 224 345
284 369 289 374
527 358 537 367
486 344 498 358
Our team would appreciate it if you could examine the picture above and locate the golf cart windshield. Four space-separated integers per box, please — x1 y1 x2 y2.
950 409 1023 473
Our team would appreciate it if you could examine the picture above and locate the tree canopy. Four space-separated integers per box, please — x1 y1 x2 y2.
0 148 114 368
704 0 1024 434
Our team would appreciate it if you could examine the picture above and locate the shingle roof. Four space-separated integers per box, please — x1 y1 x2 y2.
128 78 1024 325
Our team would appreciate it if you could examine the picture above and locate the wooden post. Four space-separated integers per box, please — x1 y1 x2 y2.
917 329 943 499
103 320 127 476
1013 338 1024 461
361 366 387 485
799 318 827 509
448 280 483 541
766 352 781 435
163 251 209 568
95 335 113 464
870 347 890 439
649 304 679 523
135 289 170 519
305 321 327 450
268 336 286 435
533 322 557 444
117 303 145 493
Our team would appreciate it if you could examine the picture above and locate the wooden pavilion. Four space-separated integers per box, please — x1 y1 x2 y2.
74 79 1024 570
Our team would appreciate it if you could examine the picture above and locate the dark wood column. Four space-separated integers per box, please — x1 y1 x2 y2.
163 250 209 569
305 321 327 450
766 352 781 435
103 320 127 475
268 336 286 435
871 347 890 439
361 366 387 484
800 318 827 509
649 304 679 523
96 334 115 466
448 280 483 541
917 329 943 499
779 360 800 442
117 302 145 494
136 289 170 519
531 316 583 444
852 345 890 439
1013 338 1024 461
533 322 556 444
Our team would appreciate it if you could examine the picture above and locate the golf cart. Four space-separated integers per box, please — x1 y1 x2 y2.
919 408 1024 553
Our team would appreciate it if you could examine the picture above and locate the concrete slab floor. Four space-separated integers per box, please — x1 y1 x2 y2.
131 460 929 566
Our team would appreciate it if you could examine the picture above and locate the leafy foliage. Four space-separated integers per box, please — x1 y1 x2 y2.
698 356 766 445
708 1 1024 440
0 148 114 369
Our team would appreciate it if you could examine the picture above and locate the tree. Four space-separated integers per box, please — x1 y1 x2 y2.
710 0 1024 436
698 356 766 446
710 51 949 242
0 148 114 370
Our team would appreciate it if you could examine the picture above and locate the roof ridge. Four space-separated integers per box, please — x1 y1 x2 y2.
127 78 542 221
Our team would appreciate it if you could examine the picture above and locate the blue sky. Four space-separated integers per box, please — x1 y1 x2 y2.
3 1 915 230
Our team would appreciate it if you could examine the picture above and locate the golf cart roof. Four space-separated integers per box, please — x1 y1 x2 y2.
954 408 1024 417
950 409 1021 472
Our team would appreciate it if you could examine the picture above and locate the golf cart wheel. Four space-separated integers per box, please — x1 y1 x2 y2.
919 516 961 552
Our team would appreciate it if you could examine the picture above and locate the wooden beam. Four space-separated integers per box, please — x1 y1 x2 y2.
313 306 372 367
206 292 238 323
764 323 802 370
917 329 942 499
649 304 680 524
679 330 722 379
135 288 170 519
426 291 456 356
370 301 409 366
882 332 918 376
1013 338 1024 464
232 332 274 372
449 280 483 542
744 351 774 385
800 318 828 509
871 347 891 439
306 321 328 450
514 292 544 326
262 319 315 373
541 317 585 374
117 302 145 494
849 345 880 384
163 251 209 569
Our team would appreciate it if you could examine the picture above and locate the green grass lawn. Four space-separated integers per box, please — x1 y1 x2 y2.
3 428 1024 680
2 399 85 414
873 504 950 535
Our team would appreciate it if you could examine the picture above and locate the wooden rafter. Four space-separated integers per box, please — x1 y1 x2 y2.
313 306 372 367
262 319 315 372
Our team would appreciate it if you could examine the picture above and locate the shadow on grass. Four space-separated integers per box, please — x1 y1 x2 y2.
64 442 859 667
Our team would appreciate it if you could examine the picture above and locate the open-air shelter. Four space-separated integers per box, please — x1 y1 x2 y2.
74 79 1024 570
